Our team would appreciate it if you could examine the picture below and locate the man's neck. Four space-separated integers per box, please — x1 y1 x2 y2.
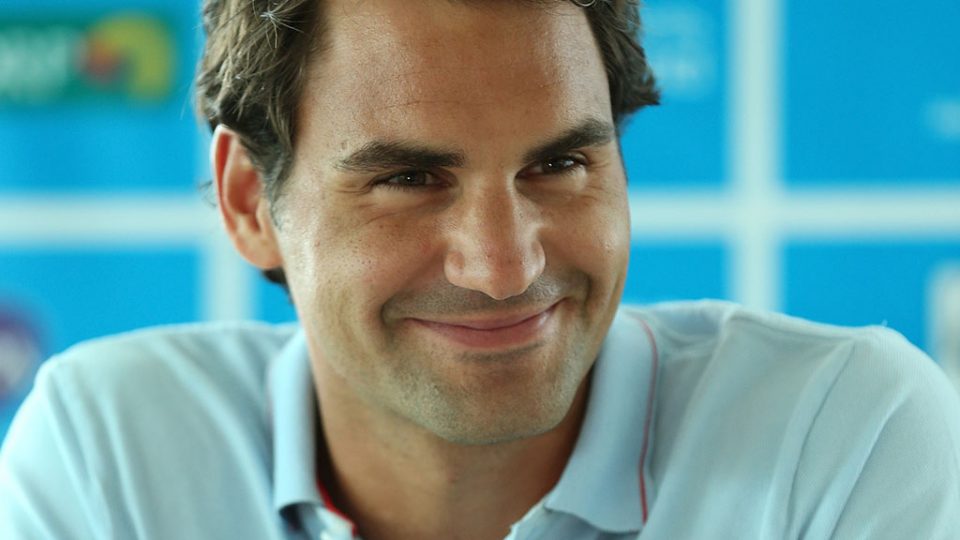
313 374 590 540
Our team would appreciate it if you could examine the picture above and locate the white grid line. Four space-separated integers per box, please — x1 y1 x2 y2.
726 0 782 311
3 190 959 244
201 230 254 321
0 196 255 321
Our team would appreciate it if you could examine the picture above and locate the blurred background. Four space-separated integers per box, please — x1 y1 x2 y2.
1 0 958 442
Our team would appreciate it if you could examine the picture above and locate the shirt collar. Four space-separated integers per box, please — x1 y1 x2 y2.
268 330 322 514
544 308 660 533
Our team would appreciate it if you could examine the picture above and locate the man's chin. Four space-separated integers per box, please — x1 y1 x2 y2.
400 359 590 447
417 401 575 447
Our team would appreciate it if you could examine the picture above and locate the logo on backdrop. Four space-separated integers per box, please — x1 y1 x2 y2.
925 97 960 142
0 309 43 403
643 3 718 101
0 13 176 105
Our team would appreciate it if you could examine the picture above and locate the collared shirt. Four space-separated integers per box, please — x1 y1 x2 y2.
2 301 959 538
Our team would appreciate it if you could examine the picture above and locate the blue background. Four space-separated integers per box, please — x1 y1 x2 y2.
784 0 960 184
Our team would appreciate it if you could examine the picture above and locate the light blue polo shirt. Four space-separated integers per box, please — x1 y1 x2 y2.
2 301 959 538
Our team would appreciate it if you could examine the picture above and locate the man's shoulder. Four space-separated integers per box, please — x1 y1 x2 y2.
618 299 954 433
56 319 298 363
48 318 298 370
619 299 929 373
37 320 299 415
1 321 301 539
628 301 960 538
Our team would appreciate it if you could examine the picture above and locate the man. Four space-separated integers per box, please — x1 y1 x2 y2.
2 0 959 538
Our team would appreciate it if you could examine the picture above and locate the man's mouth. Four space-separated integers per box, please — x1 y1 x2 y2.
407 301 561 349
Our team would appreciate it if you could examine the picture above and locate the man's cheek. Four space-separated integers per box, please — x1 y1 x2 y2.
556 207 627 262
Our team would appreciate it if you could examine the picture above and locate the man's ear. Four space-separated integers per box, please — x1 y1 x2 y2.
211 125 283 270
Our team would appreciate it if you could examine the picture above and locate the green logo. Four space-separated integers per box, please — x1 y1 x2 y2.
0 12 177 105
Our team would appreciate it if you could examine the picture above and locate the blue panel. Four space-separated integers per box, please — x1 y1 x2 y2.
784 0 960 184
623 0 727 189
0 247 201 353
0 0 202 193
0 247 201 442
0 108 205 193
255 269 298 324
623 241 728 304
783 241 960 354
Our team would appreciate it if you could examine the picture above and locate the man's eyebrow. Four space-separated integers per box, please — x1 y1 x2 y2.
334 118 615 173
335 141 466 173
522 117 616 164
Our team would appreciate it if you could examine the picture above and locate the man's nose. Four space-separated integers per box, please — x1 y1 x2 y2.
443 186 546 300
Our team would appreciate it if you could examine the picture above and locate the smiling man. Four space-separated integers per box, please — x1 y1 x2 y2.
2 0 960 539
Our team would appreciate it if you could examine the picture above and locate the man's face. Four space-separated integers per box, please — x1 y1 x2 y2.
273 0 630 444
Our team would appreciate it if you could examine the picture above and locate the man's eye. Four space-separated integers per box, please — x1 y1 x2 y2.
542 156 579 173
521 155 586 178
375 170 437 191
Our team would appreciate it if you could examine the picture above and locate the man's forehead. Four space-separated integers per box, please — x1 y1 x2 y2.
294 0 611 165
316 0 598 87
328 0 575 34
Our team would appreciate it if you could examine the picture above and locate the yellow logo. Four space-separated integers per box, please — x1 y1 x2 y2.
83 13 175 100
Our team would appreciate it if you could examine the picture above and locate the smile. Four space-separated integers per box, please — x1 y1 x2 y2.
408 302 561 350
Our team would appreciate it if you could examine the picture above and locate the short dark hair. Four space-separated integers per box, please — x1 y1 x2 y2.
195 0 659 288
